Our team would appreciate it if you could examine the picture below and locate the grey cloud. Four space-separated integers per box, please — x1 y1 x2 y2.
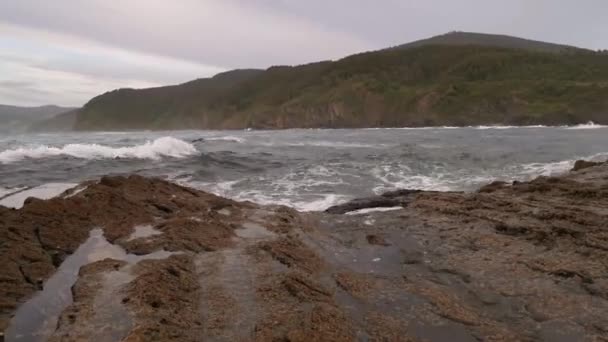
2 0 607 69
0 0 373 69
243 0 608 50
1 0 607 106
0 80 35 88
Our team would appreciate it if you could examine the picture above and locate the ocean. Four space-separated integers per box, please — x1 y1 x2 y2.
1 124 607 211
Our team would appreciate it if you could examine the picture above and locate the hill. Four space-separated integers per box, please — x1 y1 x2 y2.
392 31 587 53
67 32 608 130
0 105 76 133
28 110 79 132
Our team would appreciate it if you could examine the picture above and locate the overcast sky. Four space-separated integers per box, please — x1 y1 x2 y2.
1 0 607 107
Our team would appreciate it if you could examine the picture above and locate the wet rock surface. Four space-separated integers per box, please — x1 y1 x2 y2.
1 164 608 341
324 189 423 214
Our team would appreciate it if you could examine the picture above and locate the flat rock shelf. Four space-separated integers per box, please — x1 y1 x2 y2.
1 161 608 341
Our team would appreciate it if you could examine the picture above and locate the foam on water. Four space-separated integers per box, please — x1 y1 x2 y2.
564 121 607 129
0 136 197 164
371 151 608 194
0 183 77 209
261 141 388 148
471 125 555 129
0 186 24 198
205 136 245 143
346 206 404 215
517 151 608 177
3 128 607 214
229 190 348 212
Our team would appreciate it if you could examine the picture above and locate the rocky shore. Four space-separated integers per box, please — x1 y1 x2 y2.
1 161 608 341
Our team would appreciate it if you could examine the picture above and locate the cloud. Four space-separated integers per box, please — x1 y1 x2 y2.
0 0 373 68
0 0 373 106
0 23 226 106
0 0 606 106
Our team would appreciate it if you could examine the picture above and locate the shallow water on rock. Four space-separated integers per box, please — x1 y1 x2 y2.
0 183 77 209
345 206 404 215
236 222 276 240
5 228 177 342
126 224 163 241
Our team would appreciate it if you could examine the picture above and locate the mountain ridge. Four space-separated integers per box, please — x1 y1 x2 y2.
391 31 589 53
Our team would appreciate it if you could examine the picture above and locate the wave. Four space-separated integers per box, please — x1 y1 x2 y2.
0 137 197 164
518 152 608 176
517 160 576 177
236 192 348 212
376 125 545 130
369 123 608 130
564 121 607 130
471 125 548 129
371 152 608 194
282 141 388 148
204 136 245 143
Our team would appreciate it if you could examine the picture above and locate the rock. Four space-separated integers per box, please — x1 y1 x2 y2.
3 166 608 341
366 234 390 246
571 159 603 171
478 181 509 193
325 196 400 214
325 189 420 214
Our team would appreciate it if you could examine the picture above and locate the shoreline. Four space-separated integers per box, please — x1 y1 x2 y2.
20 121 608 134
1 160 607 340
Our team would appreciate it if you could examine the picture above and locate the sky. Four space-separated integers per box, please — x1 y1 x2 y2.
1 0 607 107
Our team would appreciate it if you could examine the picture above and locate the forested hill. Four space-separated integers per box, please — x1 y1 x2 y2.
43 32 608 131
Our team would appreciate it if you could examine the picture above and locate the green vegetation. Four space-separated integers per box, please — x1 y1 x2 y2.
67 32 608 130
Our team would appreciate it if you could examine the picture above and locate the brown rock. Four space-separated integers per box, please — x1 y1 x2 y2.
571 159 602 171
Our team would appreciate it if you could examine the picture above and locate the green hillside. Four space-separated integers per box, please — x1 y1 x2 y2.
68 32 608 130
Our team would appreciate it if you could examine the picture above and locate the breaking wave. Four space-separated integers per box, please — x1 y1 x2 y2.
204 136 245 143
0 137 197 164
564 121 607 129
261 141 389 148
518 152 608 176
371 152 608 194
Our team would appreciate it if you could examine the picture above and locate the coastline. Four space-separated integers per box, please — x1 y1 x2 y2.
28 121 608 133
1 160 607 340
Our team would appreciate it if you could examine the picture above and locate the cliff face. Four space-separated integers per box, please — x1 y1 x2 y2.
69 33 608 130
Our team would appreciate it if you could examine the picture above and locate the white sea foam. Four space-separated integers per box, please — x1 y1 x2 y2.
518 160 576 177
292 194 349 212
205 136 245 143
0 183 77 209
476 125 553 129
229 188 347 212
261 141 388 148
0 137 197 164
372 124 608 130
390 125 546 130
564 121 607 129
346 206 404 215
517 152 608 177
0 187 23 198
